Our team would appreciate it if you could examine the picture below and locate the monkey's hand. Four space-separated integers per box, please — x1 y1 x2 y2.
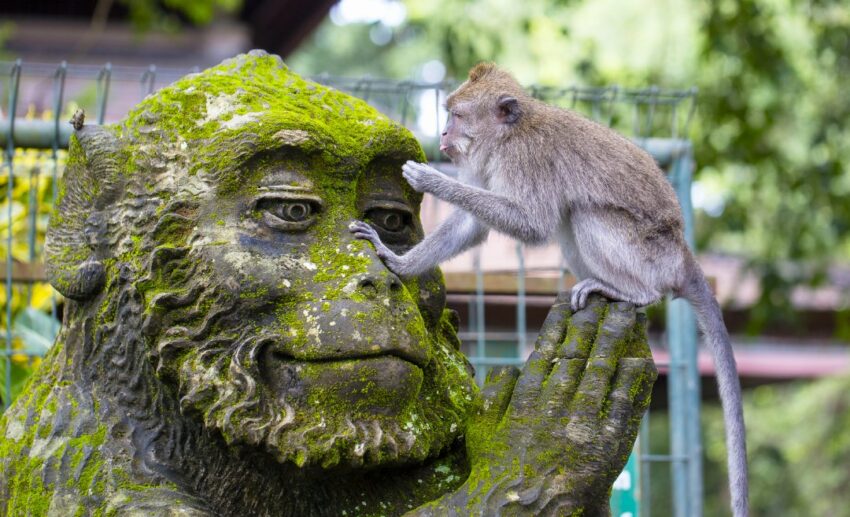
409 296 657 516
401 160 450 194
349 220 408 274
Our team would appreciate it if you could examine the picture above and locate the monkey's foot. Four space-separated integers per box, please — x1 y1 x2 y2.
570 279 621 311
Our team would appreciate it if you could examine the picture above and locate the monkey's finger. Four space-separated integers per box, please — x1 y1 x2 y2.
404 160 429 169
565 303 635 425
349 221 378 235
560 295 606 359
570 285 594 312
411 162 437 173
348 220 374 232
351 230 378 242
401 162 426 174
350 224 375 235
478 366 521 425
401 170 424 191
406 162 444 181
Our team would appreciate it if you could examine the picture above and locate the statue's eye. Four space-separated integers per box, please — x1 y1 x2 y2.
253 195 322 231
366 208 411 233
270 200 312 222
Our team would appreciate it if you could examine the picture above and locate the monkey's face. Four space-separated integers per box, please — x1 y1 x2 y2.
441 63 527 163
442 98 522 165
440 109 473 160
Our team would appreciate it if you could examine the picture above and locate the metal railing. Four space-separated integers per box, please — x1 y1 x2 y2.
1 59 700 517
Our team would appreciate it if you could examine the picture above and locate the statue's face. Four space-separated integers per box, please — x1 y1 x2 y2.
139 130 477 470
39 52 479 470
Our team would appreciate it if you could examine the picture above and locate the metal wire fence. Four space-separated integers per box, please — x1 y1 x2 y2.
0 59 701 517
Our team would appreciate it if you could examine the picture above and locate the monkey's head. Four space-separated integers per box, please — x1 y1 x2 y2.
45 50 478 470
441 62 527 162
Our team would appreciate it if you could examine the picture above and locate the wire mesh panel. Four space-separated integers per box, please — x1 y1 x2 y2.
0 60 700 517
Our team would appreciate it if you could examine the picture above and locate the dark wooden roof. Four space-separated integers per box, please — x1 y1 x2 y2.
0 0 336 57
242 0 337 56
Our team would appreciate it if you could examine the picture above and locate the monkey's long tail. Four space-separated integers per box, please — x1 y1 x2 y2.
681 256 749 517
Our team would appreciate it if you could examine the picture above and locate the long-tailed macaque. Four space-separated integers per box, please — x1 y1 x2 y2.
350 62 748 517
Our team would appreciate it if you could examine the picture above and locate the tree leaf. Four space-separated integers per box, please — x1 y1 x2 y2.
12 307 60 355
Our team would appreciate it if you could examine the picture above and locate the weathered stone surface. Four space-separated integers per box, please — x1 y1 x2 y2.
0 51 656 516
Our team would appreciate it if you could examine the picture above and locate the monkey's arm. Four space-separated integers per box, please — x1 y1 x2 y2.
402 161 551 244
349 209 489 277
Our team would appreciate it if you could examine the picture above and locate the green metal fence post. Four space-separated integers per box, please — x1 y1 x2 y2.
96 63 112 125
473 247 486 383
666 143 702 517
515 243 526 355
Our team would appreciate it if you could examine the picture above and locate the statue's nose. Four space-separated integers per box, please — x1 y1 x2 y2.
357 271 403 298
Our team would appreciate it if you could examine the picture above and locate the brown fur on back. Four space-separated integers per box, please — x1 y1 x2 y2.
448 63 683 249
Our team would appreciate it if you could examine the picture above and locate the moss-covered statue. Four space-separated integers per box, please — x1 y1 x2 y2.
0 51 656 516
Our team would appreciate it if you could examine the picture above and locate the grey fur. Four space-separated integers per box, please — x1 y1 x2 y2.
350 64 748 517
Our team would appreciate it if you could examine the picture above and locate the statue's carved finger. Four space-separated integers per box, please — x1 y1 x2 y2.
607 359 657 469
540 358 585 416
563 307 635 429
508 350 553 418
560 295 606 359
603 358 653 434
478 366 520 425
530 291 571 359
627 311 653 359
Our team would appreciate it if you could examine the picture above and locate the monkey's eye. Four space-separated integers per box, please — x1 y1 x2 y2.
366 208 412 234
252 194 322 231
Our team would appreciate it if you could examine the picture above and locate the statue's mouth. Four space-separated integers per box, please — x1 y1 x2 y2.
266 347 428 369
261 350 426 409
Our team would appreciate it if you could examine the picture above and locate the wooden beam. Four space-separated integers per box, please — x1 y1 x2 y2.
444 271 576 295
444 271 716 296
0 261 46 283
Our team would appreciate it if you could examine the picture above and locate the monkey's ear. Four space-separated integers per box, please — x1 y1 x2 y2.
496 95 521 124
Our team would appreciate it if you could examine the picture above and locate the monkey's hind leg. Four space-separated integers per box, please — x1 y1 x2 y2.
570 278 661 312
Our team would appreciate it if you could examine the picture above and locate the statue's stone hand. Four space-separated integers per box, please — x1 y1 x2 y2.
410 295 657 516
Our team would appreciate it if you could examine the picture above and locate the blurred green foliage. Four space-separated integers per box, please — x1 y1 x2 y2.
703 378 850 516
290 0 850 332
694 0 850 333
120 0 242 32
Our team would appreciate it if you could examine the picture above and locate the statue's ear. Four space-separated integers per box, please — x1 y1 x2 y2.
45 111 124 301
